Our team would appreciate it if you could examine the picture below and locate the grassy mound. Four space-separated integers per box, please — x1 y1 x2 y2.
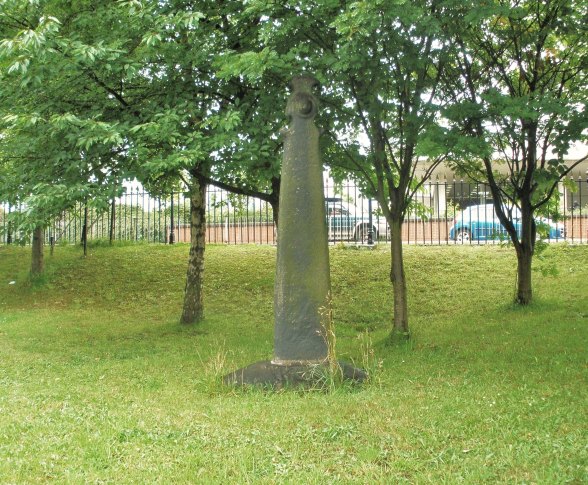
0 243 586 483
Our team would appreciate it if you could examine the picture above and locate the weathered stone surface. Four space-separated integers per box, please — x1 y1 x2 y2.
223 75 366 388
273 75 330 363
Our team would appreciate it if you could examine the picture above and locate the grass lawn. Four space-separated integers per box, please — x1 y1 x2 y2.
0 242 587 484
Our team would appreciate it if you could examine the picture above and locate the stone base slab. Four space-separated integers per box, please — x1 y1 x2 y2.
223 360 367 389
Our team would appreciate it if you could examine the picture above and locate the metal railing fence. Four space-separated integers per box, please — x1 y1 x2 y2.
1 178 587 246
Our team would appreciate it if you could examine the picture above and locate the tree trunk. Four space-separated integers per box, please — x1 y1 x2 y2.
31 226 44 276
270 198 280 244
7 219 12 244
515 244 533 304
180 176 207 324
515 208 535 305
82 203 88 257
389 218 409 341
271 176 280 227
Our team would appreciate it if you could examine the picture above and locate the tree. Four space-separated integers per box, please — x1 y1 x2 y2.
122 1 287 323
231 0 457 340
445 0 588 304
1 0 284 323
0 0 136 274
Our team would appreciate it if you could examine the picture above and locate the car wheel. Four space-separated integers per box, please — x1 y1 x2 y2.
456 229 470 243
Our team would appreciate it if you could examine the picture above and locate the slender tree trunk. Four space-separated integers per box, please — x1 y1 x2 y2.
270 198 279 227
515 245 533 304
270 198 279 244
271 176 280 227
515 209 535 305
389 218 409 341
31 226 44 276
180 176 207 324
82 203 88 257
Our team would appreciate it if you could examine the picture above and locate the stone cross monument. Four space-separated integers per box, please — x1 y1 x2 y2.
274 75 331 364
224 76 366 387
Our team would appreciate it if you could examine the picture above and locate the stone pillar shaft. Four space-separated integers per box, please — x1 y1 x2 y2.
273 75 330 364
222 76 366 388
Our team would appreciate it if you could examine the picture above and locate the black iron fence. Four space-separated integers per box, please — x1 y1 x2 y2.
1 178 587 246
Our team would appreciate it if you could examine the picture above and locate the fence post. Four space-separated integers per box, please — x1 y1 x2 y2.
367 198 374 245
580 175 584 244
7 205 12 244
82 203 88 256
109 198 115 244
139 187 144 241
169 191 175 244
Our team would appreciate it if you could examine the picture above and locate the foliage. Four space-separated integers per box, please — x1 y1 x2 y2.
0 0 285 235
0 0 134 234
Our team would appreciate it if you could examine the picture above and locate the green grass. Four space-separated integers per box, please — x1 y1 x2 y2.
0 242 587 484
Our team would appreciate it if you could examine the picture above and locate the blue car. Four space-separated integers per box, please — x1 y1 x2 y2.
449 204 566 243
